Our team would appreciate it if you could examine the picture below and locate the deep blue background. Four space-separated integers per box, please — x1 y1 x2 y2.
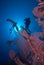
0 0 42 65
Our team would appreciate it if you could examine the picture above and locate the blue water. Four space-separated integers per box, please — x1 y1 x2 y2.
0 0 42 65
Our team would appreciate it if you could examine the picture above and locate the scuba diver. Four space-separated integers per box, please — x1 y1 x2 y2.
24 18 30 29
6 19 18 33
20 18 31 35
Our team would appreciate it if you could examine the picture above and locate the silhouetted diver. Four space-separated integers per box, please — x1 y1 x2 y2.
24 18 31 35
6 19 19 33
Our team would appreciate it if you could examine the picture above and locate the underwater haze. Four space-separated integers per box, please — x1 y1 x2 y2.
0 0 42 65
